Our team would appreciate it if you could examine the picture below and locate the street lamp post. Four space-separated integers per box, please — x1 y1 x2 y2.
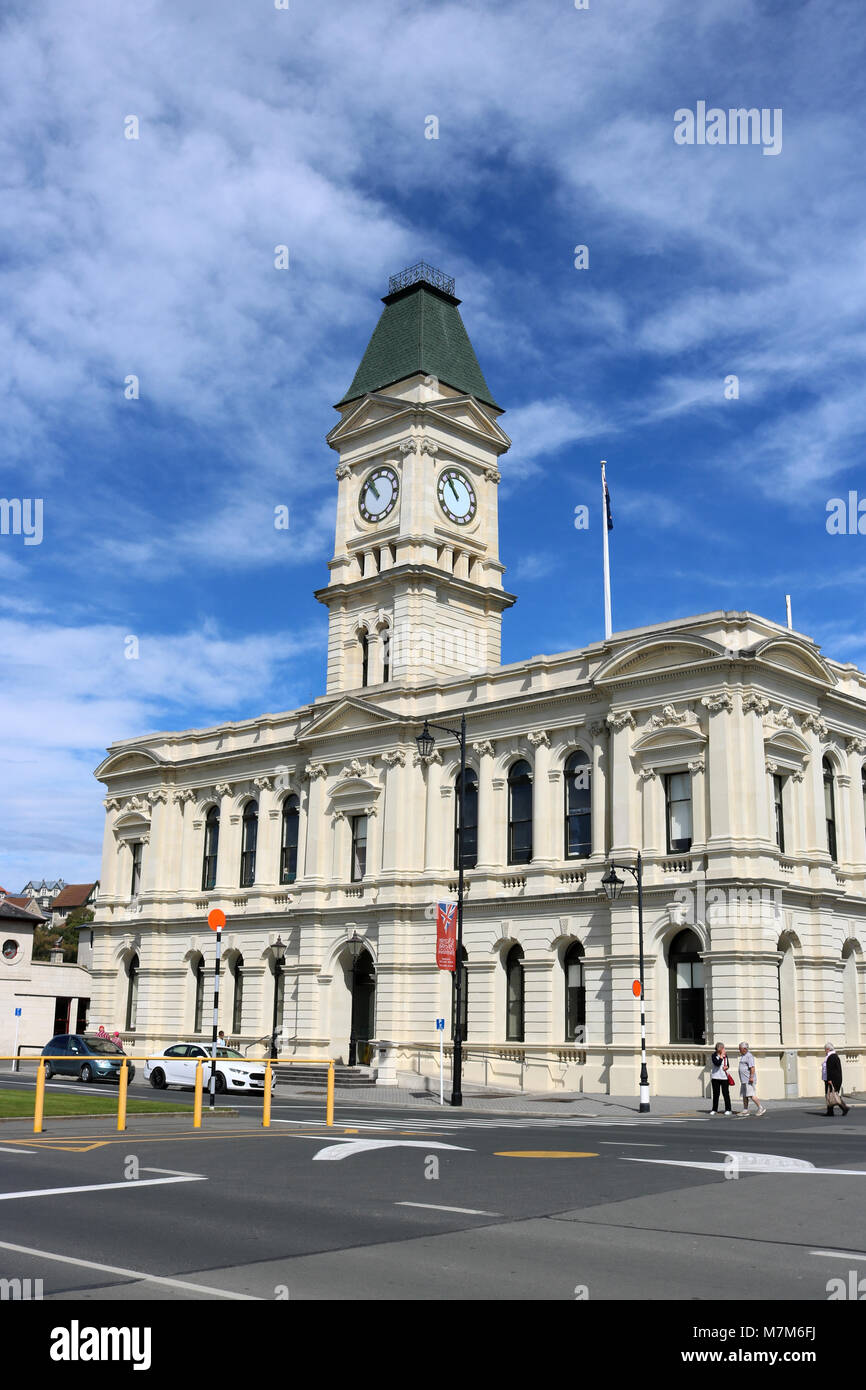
270 936 287 1059
416 714 467 1107
601 853 650 1113
347 930 362 1067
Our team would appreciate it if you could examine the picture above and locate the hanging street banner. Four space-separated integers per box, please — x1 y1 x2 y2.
436 901 457 970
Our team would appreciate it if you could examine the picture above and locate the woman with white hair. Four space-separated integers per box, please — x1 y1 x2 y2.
823 1044 850 1116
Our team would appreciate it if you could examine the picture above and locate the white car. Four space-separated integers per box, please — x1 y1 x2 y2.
144 1044 276 1094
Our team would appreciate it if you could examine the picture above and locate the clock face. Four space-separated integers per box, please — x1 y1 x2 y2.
437 468 477 525
358 466 399 523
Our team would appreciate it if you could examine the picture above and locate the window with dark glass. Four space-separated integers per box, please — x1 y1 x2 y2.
280 794 300 883
382 627 391 683
232 955 244 1034
669 929 705 1043
665 772 693 853
565 751 592 858
862 768 866 849
823 757 837 861
564 942 586 1041
193 956 205 1032
202 806 219 890
451 945 468 1042
773 774 785 854
125 954 139 1030
505 944 524 1041
130 840 143 896
240 802 258 887
454 769 478 869
508 760 533 864
359 630 369 687
351 815 368 881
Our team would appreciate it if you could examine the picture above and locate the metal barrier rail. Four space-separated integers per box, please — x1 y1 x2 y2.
0 1056 336 1134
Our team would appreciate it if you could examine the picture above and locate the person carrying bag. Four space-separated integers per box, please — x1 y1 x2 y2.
709 1041 734 1114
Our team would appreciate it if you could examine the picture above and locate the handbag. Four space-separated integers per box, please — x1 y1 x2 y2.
827 1086 842 1107
725 1071 735 1086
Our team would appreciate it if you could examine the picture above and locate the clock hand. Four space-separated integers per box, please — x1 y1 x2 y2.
449 477 460 502
369 480 380 500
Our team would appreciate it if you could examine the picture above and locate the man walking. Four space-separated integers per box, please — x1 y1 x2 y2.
737 1042 766 1116
823 1043 850 1115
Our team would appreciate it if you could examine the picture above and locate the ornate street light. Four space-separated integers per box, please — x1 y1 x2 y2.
601 855 650 1113
415 713 468 1106
270 936 287 1059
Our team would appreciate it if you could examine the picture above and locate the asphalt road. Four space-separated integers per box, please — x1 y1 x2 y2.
0 1075 864 1302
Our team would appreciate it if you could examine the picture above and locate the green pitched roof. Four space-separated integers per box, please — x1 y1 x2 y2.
337 280 501 411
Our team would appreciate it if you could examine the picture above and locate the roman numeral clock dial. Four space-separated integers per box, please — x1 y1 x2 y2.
358 466 399 523
437 467 477 525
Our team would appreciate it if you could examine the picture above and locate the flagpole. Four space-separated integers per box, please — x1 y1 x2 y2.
601 460 612 640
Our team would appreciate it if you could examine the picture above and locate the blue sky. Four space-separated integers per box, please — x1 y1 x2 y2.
2 0 865 891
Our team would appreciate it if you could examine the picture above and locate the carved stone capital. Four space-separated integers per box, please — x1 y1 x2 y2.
701 690 733 715
588 721 608 739
607 710 635 733
687 757 706 774
105 797 122 812
484 466 501 483
764 706 796 731
528 730 550 749
146 788 169 806
742 693 770 716
399 439 415 454
215 782 233 798
414 749 443 768
802 712 829 738
472 740 495 758
765 759 780 775
419 437 438 455
254 775 274 792
637 766 657 783
341 758 375 779
846 736 866 756
303 762 328 781
172 788 197 806
335 462 351 479
382 749 406 768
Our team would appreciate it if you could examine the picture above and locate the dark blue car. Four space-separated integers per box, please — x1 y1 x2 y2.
42 1034 135 1083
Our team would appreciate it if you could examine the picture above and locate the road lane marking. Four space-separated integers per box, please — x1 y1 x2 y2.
0 1238 258 1300
396 1202 502 1216
494 1151 598 1159
0 1146 35 1154
597 1142 662 1147
625 1149 866 1176
811 1249 866 1261
313 1139 473 1161
0 1174 206 1201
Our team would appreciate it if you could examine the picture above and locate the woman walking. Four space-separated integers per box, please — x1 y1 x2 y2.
710 1041 734 1114
823 1043 850 1115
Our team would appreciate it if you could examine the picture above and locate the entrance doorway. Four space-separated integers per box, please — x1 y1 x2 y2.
349 949 376 1065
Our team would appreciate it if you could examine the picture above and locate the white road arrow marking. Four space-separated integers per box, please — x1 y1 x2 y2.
312 1138 473 1162
625 1149 866 1176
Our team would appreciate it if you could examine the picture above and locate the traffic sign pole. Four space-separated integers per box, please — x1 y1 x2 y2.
436 1018 445 1105
207 909 226 1109
11 1007 22 1073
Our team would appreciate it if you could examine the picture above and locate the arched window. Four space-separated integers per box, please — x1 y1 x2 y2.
565 751 592 858
505 944 524 1041
669 930 705 1043
125 954 139 1030
454 769 478 869
193 955 206 1033
564 941 586 1041
232 955 244 1034
240 801 258 887
280 795 300 884
777 934 798 1045
130 840 144 896
359 629 369 687
508 760 533 864
665 772 693 854
382 626 391 683
842 943 861 1044
823 757 837 861
202 806 219 890
451 945 468 1042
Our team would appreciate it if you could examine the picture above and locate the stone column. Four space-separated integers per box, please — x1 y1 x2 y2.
589 722 608 860
100 801 122 901
846 737 866 874
529 730 554 864
420 750 443 872
701 689 735 849
380 750 409 873
607 710 639 859
473 741 496 869
253 776 280 887
175 790 199 896
639 769 663 854
214 783 237 891
303 762 329 883
689 757 707 851
742 693 772 847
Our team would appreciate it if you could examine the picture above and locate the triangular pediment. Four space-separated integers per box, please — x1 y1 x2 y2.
298 696 398 743
426 397 511 447
327 394 415 445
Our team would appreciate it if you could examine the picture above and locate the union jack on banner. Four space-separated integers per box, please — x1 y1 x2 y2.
436 901 458 970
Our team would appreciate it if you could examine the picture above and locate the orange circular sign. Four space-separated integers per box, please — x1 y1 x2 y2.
632 980 642 997
208 909 226 931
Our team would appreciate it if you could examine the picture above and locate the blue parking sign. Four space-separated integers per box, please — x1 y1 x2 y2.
435 1018 445 1030
14 1008 22 1017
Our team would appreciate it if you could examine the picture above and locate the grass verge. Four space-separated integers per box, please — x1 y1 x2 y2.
0 1091 193 1118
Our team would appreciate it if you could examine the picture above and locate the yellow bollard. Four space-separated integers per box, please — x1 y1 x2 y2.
34 1060 46 1134
193 1060 203 1128
263 1060 272 1128
117 1059 129 1132
326 1060 334 1127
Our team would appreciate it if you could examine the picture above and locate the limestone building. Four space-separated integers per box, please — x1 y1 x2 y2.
91 264 866 1098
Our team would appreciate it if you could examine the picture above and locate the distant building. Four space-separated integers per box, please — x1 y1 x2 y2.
18 879 66 915
49 882 99 926
0 899 92 1056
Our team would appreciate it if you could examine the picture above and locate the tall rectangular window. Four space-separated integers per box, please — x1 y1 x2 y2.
351 815 368 881
130 841 143 896
773 774 785 853
665 772 693 854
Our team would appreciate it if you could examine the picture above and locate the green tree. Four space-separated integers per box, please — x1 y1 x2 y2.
32 906 94 962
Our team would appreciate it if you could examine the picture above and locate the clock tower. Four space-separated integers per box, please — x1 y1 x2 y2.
317 263 515 693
